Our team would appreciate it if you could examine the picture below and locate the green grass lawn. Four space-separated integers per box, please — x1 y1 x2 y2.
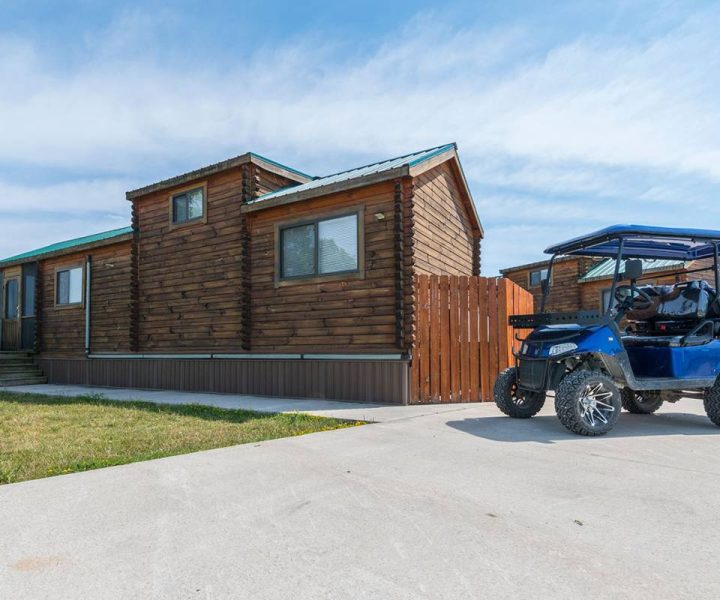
0 390 361 485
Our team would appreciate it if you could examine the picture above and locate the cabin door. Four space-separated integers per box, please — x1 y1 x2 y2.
1 273 21 351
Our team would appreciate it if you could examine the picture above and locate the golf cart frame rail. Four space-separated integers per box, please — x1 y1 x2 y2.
539 225 720 315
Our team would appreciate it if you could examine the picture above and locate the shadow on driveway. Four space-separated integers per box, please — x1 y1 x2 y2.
447 411 719 443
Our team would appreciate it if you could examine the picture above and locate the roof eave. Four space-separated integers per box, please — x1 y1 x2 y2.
500 255 575 274
126 152 312 201
0 232 134 269
241 165 410 213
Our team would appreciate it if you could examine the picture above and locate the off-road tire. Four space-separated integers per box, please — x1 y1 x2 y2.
555 370 621 436
494 367 546 419
703 378 720 426
621 388 664 414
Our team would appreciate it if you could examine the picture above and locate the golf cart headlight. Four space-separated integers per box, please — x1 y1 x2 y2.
549 342 578 356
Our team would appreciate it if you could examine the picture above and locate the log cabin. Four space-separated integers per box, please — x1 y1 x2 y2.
0 144 483 403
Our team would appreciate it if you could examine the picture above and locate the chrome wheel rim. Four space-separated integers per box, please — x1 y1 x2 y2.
511 383 534 406
578 382 616 428
636 393 655 406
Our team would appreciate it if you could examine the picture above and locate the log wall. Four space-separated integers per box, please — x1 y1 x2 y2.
247 181 399 353
412 162 476 276
133 165 297 353
39 241 132 356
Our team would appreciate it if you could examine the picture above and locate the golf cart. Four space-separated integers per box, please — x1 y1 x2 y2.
494 225 720 436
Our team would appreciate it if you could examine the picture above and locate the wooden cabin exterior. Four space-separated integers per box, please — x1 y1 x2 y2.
1 144 484 404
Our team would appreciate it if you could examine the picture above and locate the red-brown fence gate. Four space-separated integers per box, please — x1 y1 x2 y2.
410 275 534 404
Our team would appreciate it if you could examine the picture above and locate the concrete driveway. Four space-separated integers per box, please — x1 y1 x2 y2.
1 398 719 599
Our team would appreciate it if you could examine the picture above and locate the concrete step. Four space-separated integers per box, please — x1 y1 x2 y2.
0 369 44 379
0 360 37 373
0 354 33 361
0 377 48 386
0 372 44 381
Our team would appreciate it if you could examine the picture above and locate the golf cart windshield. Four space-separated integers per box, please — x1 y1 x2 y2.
540 225 720 316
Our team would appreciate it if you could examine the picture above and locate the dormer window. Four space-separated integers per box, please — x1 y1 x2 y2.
170 184 207 226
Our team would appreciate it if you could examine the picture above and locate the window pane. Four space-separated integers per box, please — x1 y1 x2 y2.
69 267 83 304
5 280 18 319
173 195 188 223
22 274 35 317
57 271 70 304
530 269 548 286
319 215 358 274
187 188 204 220
282 224 315 278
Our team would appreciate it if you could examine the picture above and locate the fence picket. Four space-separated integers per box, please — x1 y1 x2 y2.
468 277 480 402
429 274 441 401
439 275 451 402
449 275 461 402
478 277 490 401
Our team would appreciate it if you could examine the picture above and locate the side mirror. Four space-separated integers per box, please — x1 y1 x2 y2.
624 259 643 281
541 278 549 294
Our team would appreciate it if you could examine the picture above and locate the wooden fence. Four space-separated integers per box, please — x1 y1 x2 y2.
410 275 533 404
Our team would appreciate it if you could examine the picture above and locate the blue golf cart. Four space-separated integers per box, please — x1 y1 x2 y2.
494 225 720 436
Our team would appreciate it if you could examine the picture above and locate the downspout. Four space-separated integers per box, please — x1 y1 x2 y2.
85 255 92 355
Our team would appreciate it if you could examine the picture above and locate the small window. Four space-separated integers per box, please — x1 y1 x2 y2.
171 187 205 225
56 267 83 306
280 213 359 280
601 288 613 312
529 268 549 287
22 272 36 317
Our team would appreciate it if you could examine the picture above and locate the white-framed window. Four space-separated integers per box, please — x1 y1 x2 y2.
56 266 83 306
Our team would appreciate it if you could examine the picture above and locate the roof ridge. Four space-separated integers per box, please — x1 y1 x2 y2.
315 142 456 181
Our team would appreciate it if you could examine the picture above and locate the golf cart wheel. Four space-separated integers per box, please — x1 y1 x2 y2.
494 367 546 418
621 388 664 414
555 370 621 436
703 378 720 426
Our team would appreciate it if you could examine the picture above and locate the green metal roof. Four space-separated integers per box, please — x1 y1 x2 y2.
579 258 686 282
0 226 133 267
250 143 457 204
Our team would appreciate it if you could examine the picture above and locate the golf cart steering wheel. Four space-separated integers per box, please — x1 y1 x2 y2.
614 285 653 311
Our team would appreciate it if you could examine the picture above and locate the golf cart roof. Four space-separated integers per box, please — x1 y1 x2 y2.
546 225 720 261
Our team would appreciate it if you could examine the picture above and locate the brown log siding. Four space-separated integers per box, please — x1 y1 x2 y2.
134 165 297 353
39 241 132 356
248 182 398 353
412 162 476 276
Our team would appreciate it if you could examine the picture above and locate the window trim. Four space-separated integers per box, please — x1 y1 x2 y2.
274 206 365 287
528 268 550 288
168 182 208 229
54 264 85 309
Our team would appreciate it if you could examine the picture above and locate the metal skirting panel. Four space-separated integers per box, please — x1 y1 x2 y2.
35 358 409 405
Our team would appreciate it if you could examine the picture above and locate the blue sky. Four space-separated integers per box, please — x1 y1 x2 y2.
1 0 719 274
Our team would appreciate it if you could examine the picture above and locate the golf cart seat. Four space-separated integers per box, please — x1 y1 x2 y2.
624 280 719 345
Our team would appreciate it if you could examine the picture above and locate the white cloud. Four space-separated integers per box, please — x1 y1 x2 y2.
1 5 719 273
